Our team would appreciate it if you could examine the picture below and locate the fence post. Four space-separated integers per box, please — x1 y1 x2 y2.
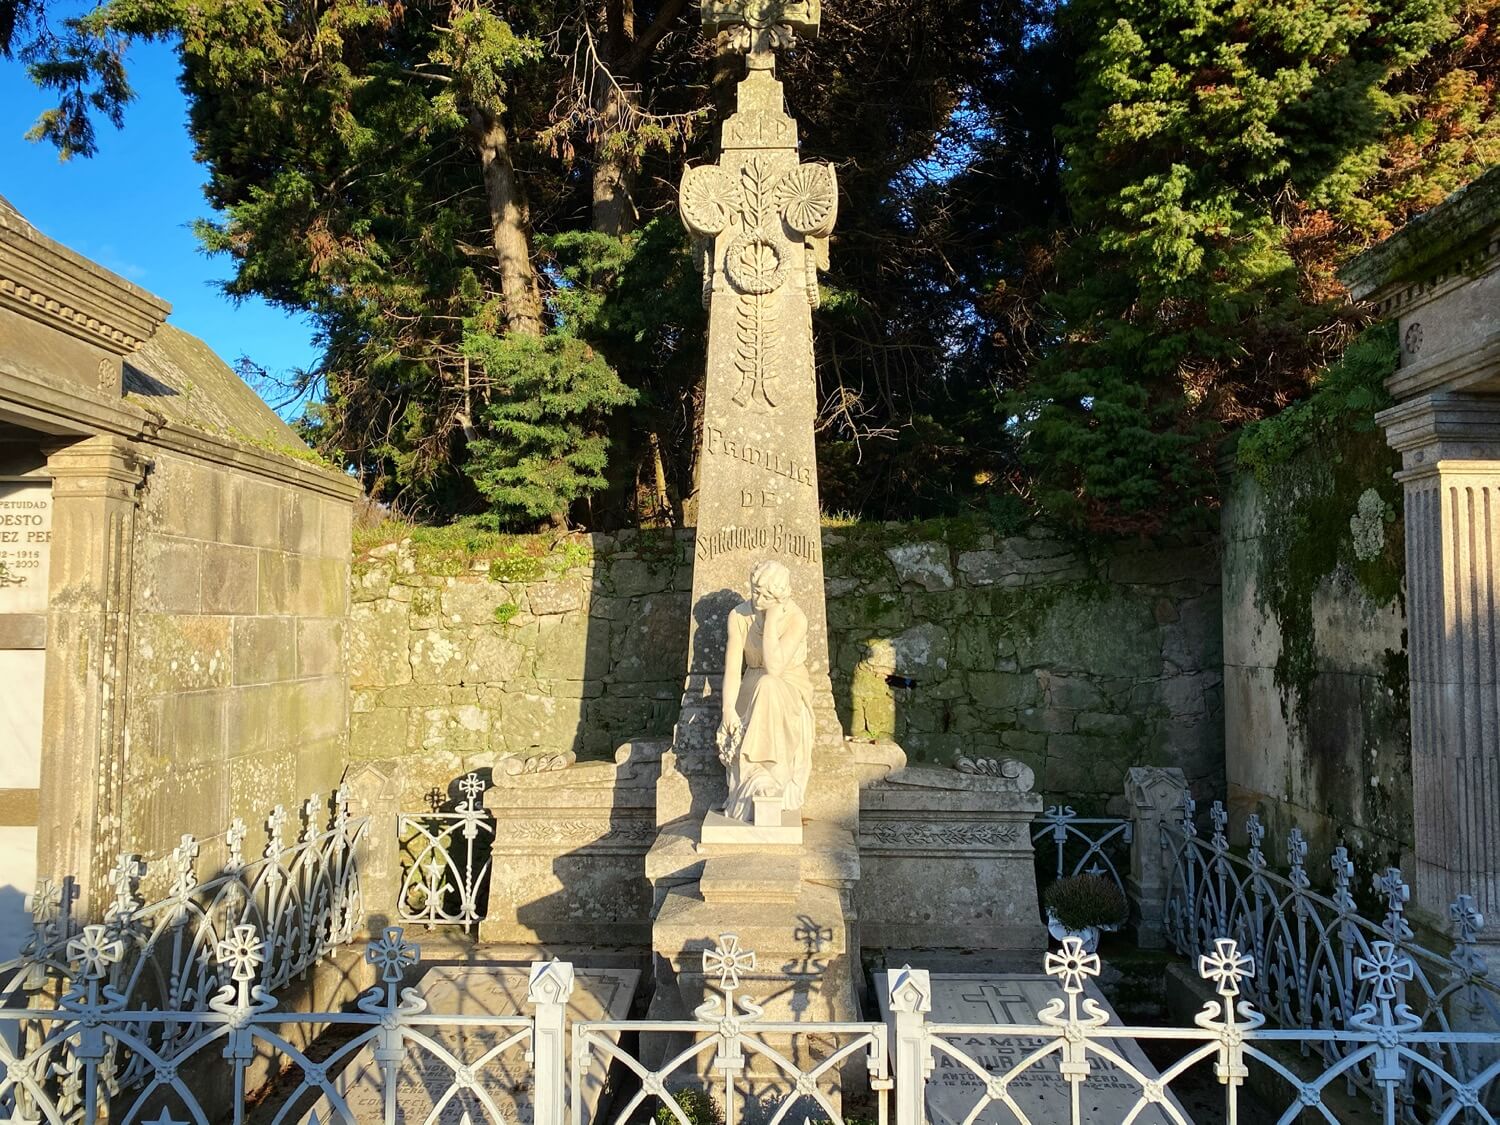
529 958 576 1125
887 965 932 1125
1124 767 1189 949
343 760 403 938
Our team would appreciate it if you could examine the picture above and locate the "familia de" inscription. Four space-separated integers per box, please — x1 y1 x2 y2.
696 523 819 563
704 425 813 488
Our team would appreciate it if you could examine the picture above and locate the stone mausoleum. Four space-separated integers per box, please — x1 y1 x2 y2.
0 192 359 955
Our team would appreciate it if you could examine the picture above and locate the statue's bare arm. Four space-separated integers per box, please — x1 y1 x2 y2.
760 602 806 676
717 602 752 754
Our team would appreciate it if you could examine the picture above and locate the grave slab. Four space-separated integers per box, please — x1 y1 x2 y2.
316 964 638 1125
874 971 1191 1125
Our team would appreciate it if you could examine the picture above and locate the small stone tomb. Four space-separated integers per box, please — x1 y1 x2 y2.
875 972 1189 1125
318 965 638 1124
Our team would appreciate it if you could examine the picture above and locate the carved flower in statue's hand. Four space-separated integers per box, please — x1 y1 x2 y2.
774 164 837 236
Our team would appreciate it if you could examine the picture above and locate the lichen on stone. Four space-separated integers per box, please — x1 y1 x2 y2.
1349 487 1392 563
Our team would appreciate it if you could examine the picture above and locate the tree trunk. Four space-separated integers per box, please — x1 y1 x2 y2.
469 106 543 337
591 87 636 236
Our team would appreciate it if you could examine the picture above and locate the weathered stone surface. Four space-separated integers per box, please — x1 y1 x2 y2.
533 614 609 681
527 578 585 615
860 764 1044 950
469 629 529 681
1221 460 1410 879
201 542 258 615
410 630 470 685
297 617 343 677
348 600 411 687
886 622 951 676
608 556 672 597
131 613 232 694
232 615 298 685
346 521 1226 808
886 541 954 590
611 593 690 681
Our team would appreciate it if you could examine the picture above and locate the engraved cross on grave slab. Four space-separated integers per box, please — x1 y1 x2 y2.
673 4 841 776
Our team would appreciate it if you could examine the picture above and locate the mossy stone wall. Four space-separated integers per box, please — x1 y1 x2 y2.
1222 424 1411 872
347 521 1224 809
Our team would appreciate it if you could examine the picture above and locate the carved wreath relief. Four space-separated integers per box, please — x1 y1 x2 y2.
680 154 837 410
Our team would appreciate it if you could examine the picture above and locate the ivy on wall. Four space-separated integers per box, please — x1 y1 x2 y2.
1234 324 1405 723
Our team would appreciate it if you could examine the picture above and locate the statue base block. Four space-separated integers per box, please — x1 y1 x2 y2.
700 807 804 845
698 853 800 903
653 879 855 1015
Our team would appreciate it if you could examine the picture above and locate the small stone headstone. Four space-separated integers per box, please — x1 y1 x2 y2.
313 965 638 1125
875 972 1190 1125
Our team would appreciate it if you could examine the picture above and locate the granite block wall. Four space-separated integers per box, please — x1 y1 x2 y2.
348 522 1224 810
121 448 352 868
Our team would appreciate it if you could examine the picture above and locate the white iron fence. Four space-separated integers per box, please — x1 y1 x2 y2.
1163 796 1500 1118
0 788 367 1122
3 927 1499 1125
397 772 494 931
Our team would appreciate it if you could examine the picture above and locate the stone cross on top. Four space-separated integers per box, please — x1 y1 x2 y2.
701 0 821 39
672 0 840 777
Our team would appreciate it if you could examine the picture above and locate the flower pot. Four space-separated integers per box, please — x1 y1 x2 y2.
1046 910 1117 954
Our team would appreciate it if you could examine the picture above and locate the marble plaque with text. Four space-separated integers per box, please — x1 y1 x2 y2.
0 481 51 614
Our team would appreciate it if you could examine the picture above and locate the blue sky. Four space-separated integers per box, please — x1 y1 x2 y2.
0 40 319 412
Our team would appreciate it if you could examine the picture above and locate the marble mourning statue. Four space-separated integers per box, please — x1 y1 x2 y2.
714 560 816 821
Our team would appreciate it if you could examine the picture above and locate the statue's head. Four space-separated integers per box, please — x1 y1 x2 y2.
749 559 792 610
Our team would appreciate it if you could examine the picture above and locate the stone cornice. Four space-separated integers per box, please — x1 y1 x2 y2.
0 205 170 355
0 358 360 502
150 421 362 502
1340 164 1500 304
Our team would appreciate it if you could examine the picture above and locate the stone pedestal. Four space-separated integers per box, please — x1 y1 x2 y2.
480 742 661 946
857 761 1045 952
647 834 861 1122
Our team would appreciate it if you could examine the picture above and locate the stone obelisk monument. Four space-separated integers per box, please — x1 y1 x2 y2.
647 0 873 1056
664 0 844 819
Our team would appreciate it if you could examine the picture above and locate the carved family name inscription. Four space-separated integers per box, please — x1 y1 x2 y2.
695 523 820 563
0 481 52 614
704 424 815 487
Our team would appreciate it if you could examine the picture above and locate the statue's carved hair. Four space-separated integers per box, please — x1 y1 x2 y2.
750 559 793 602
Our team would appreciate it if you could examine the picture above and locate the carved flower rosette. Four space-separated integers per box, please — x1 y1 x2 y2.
680 166 744 239
774 163 838 238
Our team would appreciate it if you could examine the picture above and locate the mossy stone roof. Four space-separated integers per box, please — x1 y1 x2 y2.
124 323 310 454
1341 164 1500 300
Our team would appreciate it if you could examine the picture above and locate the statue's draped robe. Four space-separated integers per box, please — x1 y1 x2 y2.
723 605 815 819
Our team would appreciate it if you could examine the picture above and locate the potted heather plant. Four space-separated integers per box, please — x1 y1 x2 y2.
1044 873 1129 953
